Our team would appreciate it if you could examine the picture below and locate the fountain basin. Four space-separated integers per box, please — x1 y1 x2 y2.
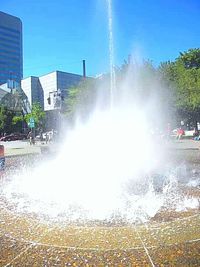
0 197 200 266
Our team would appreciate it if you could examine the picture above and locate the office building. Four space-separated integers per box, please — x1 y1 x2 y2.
0 11 23 85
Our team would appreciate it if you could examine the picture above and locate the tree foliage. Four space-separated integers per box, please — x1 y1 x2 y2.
159 48 200 126
12 102 45 131
0 106 16 134
64 58 171 126
62 48 200 129
24 102 45 129
0 106 7 131
178 48 200 69
64 78 104 122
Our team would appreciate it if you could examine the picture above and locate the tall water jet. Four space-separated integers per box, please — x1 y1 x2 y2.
107 0 116 108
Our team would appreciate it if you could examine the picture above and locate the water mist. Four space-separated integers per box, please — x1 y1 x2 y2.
1 0 199 224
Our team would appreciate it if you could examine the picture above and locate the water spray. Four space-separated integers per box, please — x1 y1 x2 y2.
107 0 116 108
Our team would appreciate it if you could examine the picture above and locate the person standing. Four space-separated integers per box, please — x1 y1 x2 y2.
28 130 34 145
177 128 184 140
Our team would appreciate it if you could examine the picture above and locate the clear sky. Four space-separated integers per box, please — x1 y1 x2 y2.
1 0 200 78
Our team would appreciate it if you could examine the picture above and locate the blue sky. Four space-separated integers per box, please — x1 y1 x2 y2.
1 0 200 78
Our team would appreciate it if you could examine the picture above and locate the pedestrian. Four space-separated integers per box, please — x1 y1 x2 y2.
39 130 43 143
177 128 184 140
49 129 54 143
45 132 49 144
28 130 34 145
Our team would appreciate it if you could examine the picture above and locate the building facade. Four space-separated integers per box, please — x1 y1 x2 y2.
22 71 83 111
0 11 23 86
21 76 43 109
22 71 83 130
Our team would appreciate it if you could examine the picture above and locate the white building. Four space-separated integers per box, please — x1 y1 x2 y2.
22 70 83 111
22 70 84 130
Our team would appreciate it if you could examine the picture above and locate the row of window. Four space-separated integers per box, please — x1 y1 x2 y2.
0 25 20 35
0 61 21 67
0 75 22 82
0 74 19 81
0 67 22 77
0 79 21 86
0 69 21 76
0 36 20 46
0 69 21 78
0 61 21 69
0 73 21 80
0 30 20 41
0 54 21 63
0 48 20 57
0 42 20 51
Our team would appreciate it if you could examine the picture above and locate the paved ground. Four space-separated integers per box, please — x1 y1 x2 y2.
1 138 200 175
168 138 200 150
1 138 200 158
0 140 51 157
164 139 200 166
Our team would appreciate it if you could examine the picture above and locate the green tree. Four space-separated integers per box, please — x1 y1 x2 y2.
25 102 45 129
64 78 100 122
0 106 16 134
159 48 200 128
158 61 178 112
175 62 200 127
13 103 45 131
0 106 6 131
178 48 200 69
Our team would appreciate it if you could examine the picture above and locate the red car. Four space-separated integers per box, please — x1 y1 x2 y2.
0 133 27 141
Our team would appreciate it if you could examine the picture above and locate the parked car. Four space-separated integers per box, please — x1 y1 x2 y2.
0 133 27 141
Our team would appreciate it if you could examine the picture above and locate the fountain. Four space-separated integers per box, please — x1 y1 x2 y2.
107 0 116 108
0 0 200 266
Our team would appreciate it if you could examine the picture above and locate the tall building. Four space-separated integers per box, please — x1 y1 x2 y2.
0 11 23 86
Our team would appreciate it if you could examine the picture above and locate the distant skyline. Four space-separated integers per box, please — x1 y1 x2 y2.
1 0 200 78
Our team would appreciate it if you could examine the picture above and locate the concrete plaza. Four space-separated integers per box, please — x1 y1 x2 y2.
1 138 200 158
0 140 50 157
